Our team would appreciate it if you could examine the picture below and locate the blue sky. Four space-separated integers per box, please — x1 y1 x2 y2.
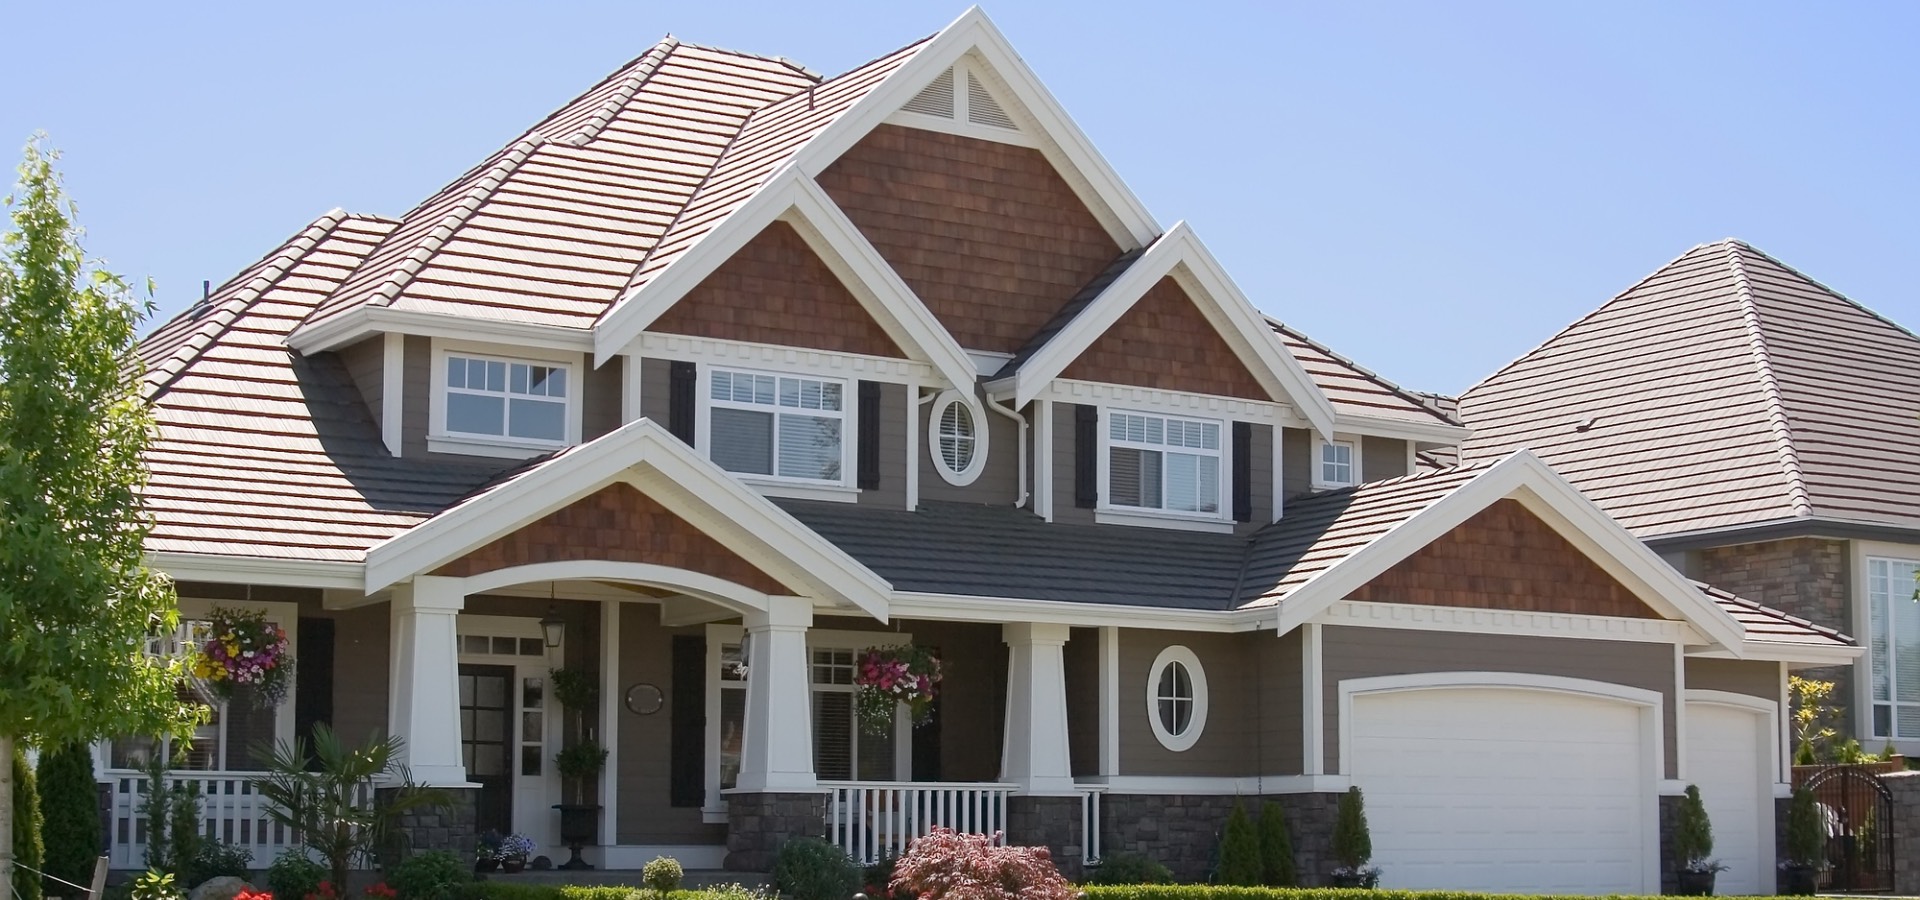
5 1 1915 395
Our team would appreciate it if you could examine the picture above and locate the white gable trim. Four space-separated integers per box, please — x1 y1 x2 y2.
362 419 893 619
1271 451 1749 653
288 306 594 356
988 222 1337 436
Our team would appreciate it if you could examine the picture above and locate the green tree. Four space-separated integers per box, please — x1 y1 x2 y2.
1331 786 1373 870
34 743 98 894
1257 800 1297 886
1215 800 1262 886
1674 784 1715 869
0 136 202 894
251 725 448 890
12 748 42 900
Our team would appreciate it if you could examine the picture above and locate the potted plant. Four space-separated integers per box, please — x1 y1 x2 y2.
854 645 942 735
1674 784 1727 895
1329 786 1380 888
474 831 502 873
553 740 608 870
1780 786 1824 894
497 833 535 874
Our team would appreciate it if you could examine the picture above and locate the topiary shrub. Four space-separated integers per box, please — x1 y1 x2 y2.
385 851 470 900
266 851 327 900
1674 784 1716 871
36 742 100 900
1257 801 1297 887
1081 852 1173 885
1330 786 1377 888
770 837 859 900
14 745 45 900
1214 801 1261 886
889 828 1073 900
1786 784 1824 867
641 856 683 896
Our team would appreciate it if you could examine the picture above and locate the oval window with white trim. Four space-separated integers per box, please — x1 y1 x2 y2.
929 391 988 485
1146 645 1208 752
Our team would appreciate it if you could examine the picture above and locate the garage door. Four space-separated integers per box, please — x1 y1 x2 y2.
1348 686 1655 894
1684 702 1773 895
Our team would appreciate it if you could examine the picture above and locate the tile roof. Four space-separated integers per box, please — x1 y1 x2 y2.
1696 580 1852 647
1458 240 1920 538
1269 320 1462 428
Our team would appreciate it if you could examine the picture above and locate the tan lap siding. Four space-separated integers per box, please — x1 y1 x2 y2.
1685 658 1783 702
616 604 723 845
1118 629 1256 777
336 336 385 431
919 391 1021 506
1321 626 1679 777
325 603 390 747
584 356 623 440
1281 427 1312 500
1243 423 1274 530
1051 404 1093 525
640 356 673 424
811 617 1007 782
1258 628 1305 775
1361 436 1409 481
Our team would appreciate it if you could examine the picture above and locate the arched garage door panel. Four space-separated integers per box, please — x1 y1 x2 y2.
1684 702 1773 895
1349 687 1654 894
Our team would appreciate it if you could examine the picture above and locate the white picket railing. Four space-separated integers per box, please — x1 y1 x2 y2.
1078 786 1105 866
824 781 1015 863
105 771 375 869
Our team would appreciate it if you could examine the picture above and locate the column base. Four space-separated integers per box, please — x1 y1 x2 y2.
724 792 828 872
1099 792 1342 885
378 785 476 865
1006 795 1086 881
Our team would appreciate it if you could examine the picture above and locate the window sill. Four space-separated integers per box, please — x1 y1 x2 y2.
1094 510 1234 534
739 479 860 504
427 433 569 460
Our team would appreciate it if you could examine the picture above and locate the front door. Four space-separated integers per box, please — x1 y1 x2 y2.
460 664 515 837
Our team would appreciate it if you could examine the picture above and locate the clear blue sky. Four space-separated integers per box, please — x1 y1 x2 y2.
5 2 1915 395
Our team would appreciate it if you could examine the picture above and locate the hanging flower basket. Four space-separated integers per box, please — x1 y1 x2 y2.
191 606 293 708
854 645 942 735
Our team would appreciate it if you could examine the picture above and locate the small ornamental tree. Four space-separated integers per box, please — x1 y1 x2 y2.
890 828 1074 900
1785 786 1824 869
0 137 203 894
1258 800 1298 887
1674 784 1716 871
36 742 99 896
1215 800 1262 885
1330 786 1377 886
10 748 41 900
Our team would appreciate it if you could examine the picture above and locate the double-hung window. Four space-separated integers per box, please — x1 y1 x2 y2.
1869 556 1920 739
1107 410 1223 516
708 368 846 484
442 354 571 444
1320 439 1356 487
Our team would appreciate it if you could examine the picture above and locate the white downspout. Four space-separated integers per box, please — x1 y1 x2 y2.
983 395 1028 508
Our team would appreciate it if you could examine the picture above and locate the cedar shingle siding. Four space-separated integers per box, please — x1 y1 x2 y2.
432 483 788 594
650 222 905 358
1346 499 1657 618
817 124 1121 353
1060 277 1270 401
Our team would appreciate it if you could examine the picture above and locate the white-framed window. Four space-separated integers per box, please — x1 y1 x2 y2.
705 367 848 485
1869 556 1920 739
1320 439 1356 487
1104 410 1224 517
428 341 583 458
1146 645 1208 752
929 391 987 486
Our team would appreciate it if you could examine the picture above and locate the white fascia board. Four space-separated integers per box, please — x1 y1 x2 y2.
287 306 595 356
362 418 894 619
890 591 1269 631
1270 451 1749 654
147 551 366 591
1689 642 1862 666
1331 413 1473 445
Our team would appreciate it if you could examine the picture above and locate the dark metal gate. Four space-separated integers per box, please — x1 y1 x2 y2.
1798 764 1897 893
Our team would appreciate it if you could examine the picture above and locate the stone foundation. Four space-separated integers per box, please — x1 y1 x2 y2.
1006 796 1086 880
1265 792 1343 886
380 786 475 862
724 791 828 872
1657 793 1682 896
1887 771 1920 894
1100 793 1340 885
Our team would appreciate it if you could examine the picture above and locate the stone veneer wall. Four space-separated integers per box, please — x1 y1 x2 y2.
724 792 828 872
1886 771 1920 894
381 786 475 862
1692 538 1853 729
1658 793 1681 896
1101 793 1341 885
1006 796 1087 881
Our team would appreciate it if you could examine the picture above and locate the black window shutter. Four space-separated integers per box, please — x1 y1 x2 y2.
669 634 706 808
1074 404 1098 508
668 361 696 444
1232 421 1253 523
857 380 881 490
294 617 335 771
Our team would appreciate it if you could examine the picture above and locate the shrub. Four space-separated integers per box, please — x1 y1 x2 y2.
890 828 1074 900
1785 785 1824 867
770 837 858 900
180 842 254 889
642 856 683 896
1215 801 1261 886
267 851 328 900
385 851 470 900
129 872 183 900
1083 852 1173 885
1673 784 1715 871
861 856 904 900
1330 786 1377 887
1256 802 1296 887
13 746 45 900
36 742 100 899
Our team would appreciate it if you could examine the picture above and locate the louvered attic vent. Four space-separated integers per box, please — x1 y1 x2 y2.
902 68 955 117
898 63 1018 132
965 72 1016 129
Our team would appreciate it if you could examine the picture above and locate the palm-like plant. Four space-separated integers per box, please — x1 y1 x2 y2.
250 725 449 889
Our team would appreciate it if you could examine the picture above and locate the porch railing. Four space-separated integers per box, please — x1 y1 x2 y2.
104 770 375 869
824 781 1015 863
1078 786 1105 867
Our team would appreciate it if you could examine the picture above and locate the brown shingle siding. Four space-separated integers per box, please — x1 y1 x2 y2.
1059 277 1269 401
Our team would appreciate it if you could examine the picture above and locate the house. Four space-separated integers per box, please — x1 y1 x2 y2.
120 10 1853 895
1457 240 1920 759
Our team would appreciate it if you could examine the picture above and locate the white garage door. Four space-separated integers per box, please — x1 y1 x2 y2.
1685 702 1773 895
1348 686 1655 894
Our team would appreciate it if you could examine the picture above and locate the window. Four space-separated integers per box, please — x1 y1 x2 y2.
1870 556 1920 739
1107 411 1222 516
929 392 987 485
708 368 846 483
440 353 571 444
810 649 896 782
1146 645 1208 752
1320 439 1356 487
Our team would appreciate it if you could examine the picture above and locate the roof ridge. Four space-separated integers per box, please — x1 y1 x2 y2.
1265 315 1462 427
1287 454 1499 505
364 136 547 310
143 210 353 398
1724 242 1816 519
557 39 680 147
1727 238 1920 344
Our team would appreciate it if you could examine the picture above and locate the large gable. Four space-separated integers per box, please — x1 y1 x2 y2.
1058 276 1269 401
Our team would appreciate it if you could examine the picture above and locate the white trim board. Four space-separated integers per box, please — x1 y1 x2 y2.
1316 599 1696 644
288 305 594 356
148 552 365 590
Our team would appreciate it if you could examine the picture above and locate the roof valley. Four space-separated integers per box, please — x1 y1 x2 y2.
1724 242 1816 519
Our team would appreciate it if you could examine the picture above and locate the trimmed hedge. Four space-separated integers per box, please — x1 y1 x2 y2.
463 885 766 900
1080 889 1806 900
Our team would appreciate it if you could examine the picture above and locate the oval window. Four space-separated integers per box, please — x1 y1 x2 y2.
929 392 987 485
1146 645 1208 752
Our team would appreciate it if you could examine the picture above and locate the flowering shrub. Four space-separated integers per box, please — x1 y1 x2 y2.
890 828 1074 900
192 606 293 707
363 884 398 900
305 882 342 900
497 833 536 860
234 891 274 900
854 645 942 734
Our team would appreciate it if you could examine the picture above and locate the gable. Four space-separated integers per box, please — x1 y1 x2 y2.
431 482 789 595
1058 276 1270 401
648 222 905 358
1346 499 1659 618
816 124 1122 354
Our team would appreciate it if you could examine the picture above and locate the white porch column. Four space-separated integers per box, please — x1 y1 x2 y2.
735 596 816 792
599 599 621 839
389 575 471 786
1001 622 1076 795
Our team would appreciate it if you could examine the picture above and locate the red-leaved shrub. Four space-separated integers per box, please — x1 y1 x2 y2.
889 828 1075 900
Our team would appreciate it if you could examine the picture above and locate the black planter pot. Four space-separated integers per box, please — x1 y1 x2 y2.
1675 869 1717 897
553 803 603 871
1780 864 1818 896
502 858 527 875
474 858 499 874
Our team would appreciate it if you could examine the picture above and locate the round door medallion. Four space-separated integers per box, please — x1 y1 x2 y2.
624 682 665 715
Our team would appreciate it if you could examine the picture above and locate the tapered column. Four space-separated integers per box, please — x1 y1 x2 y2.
735 596 816 792
1002 622 1076 795
389 576 472 786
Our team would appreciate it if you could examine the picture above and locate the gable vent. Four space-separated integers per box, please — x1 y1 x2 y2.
902 68 956 118
966 71 1017 130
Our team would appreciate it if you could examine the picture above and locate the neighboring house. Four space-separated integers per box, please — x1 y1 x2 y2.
118 10 1851 895
1459 239 1920 756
